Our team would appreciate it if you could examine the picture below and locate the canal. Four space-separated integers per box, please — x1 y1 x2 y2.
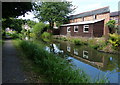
44 40 120 83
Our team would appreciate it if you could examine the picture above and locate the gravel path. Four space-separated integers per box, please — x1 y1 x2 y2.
2 39 28 83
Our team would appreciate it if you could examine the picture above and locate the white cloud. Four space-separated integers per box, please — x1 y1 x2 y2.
18 12 39 22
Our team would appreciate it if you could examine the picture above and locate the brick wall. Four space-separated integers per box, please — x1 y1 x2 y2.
84 16 94 21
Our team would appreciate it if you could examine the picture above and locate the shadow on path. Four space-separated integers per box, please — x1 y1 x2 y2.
2 39 28 83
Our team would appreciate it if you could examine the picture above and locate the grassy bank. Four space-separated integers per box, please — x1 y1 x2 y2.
14 40 90 83
53 34 120 54
13 39 109 83
12 39 48 83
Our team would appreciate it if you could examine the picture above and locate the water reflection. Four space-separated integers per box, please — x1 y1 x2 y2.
45 41 119 83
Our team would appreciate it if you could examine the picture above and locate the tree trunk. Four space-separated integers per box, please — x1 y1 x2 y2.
49 21 54 33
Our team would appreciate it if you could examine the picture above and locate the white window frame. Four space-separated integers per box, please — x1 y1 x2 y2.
67 46 71 52
93 15 96 19
83 25 89 33
74 26 78 32
83 50 88 59
67 27 71 32
74 49 78 55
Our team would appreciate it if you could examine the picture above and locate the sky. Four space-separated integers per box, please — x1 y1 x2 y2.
18 0 120 22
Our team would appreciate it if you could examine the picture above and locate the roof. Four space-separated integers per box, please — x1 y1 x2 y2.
69 6 110 20
110 11 119 17
60 19 105 26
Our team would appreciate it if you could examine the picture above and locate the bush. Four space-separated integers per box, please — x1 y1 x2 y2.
108 33 120 51
19 40 90 83
11 33 19 39
74 39 82 45
41 32 51 39
33 22 48 38
106 20 116 33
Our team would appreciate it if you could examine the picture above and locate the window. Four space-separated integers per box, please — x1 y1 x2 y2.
83 25 89 33
67 27 70 32
74 49 78 55
83 51 88 59
93 15 96 19
74 26 78 32
67 46 71 52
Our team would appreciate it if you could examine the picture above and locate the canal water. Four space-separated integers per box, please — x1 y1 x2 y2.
44 40 120 83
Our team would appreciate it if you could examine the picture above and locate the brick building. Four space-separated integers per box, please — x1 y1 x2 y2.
60 6 113 37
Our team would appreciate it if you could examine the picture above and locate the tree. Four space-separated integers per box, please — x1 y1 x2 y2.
2 2 33 32
2 2 32 19
33 2 74 29
106 20 116 34
2 18 26 33
25 19 37 28
33 22 46 38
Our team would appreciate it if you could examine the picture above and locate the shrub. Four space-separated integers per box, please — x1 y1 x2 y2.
74 39 82 45
106 20 116 34
33 22 46 38
108 33 120 51
41 32 51 39
11 33 19 39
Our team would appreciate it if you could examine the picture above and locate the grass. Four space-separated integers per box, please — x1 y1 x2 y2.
12 39 48 83
15 40 90 83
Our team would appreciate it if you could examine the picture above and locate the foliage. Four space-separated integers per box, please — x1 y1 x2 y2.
108 33 120 51
33 2 74 29
19 40 90 83
25 19 37 28
73 39 82 45
2 18 26 32
106 20 116 34
41 32 51 39
2 2 32 19
5 31 19 39
32 22 48 38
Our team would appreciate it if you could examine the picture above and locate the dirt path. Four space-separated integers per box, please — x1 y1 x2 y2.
2 39 28 83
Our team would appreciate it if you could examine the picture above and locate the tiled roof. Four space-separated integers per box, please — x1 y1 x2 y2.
110 11 119 17
61 19 105 26
69 6 110 20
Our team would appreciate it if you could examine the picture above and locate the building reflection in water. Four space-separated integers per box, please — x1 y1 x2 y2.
67 46 71 52
83 50 89 59
74 49 78 55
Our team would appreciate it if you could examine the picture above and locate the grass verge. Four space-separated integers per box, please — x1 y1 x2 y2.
13 39 109 83
12 39 48 83
14 39 90 83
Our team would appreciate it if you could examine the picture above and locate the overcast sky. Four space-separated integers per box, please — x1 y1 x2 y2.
18 0 120 22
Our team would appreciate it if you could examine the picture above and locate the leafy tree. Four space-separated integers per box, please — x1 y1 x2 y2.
106 20 116 34
25 19 37 28
2 2 32 19
2 18 26 32
33 2 74 29
33 22 46 38
2 2 33 33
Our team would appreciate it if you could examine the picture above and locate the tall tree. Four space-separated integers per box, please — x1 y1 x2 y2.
33 2 74 29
